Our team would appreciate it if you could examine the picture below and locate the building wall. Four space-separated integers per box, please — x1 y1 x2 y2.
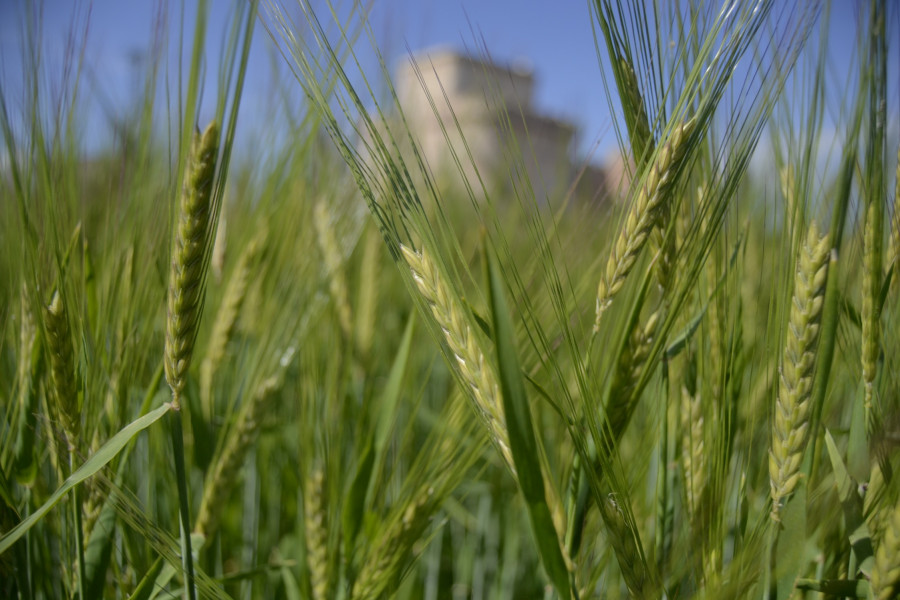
392 47 601 202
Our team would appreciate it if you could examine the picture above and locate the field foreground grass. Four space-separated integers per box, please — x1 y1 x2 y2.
1 1 899 599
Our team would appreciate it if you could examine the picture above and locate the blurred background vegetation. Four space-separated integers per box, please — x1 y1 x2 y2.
1 1 899 599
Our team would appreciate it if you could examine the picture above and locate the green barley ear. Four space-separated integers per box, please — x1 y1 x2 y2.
780 165 798 225
598 493 658 598
861 193 883 425
15 285 43 483
352 486 437 600
618 57 676 292
165 121 220 407
604 308 660 439
194 375 280 539
680 383 706 520
769 223 829 522
314 200 353 343
200 228 265 410
304 467 329 600
594 118 696 332
618 57 654 165
354 225 381 361
44 290 79 448
871 499 900 600
400 243 514 473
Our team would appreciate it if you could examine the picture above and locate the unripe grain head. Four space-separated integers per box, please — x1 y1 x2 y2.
165 121 220 406
769 223 829 521
594 118 695 332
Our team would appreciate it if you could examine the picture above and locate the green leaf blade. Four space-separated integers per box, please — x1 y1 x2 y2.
486 248 571 599
0 403 171 555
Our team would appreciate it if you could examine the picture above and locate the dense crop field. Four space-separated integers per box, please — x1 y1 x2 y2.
1 1 899 598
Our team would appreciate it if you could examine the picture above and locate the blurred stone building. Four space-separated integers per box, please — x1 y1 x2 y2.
392 47 609 204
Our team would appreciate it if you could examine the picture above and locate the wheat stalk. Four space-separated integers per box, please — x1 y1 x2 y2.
400 244 514 472
769 223 829 522
594 118 695 332
165 121 220 408
890 148 900 283
211 212 227 283
705 215 726 406
194 375 279 539
871 500 900 600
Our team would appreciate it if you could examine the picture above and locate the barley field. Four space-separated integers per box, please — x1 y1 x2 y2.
1 1 899 599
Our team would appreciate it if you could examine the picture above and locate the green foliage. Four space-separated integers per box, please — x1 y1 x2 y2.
1 1 899 599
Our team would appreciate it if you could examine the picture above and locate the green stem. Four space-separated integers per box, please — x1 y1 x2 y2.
764 524 779 600
70 452 86 600
655 357 671 572
169 404 197 600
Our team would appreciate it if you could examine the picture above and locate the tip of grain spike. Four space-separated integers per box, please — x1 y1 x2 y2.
48 290 63 315
676 116 697 140
199 121 220 151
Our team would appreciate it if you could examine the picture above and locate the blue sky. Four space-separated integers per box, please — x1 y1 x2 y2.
0 0 886 168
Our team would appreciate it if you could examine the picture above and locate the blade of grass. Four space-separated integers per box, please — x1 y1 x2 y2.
0 403 171 554
485 246 571 600
343 315 416 552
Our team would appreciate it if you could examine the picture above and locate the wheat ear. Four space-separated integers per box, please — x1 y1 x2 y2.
305 467 329 600
594 118 695 332
194 375 279 539
617 59 678 292
769 223 829 521
352 486 436 600
400 244 514 472
604 309 660 440
680 385 706 519
44 290 79 448
200 230 265 408
618 57 654 164
314 200 353 343
871 499 900 600
18 284 41 412
779 165 798 225
598 492 658 598
862 194 883 425
165 121 220 407
355 226 381 360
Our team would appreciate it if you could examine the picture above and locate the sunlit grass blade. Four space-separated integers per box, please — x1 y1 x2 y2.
486 247 572 599
0 403 170 554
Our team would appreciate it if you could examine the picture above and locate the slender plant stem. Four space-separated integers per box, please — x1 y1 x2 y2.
655 357 671 571
765 525 778 600
169 405 197 600
70 453 86 600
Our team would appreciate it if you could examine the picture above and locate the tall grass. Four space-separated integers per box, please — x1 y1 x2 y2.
1 0 898 599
